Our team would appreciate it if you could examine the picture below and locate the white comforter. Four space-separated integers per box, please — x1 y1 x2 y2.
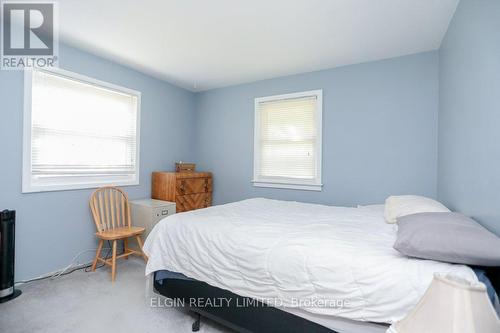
143 198 476 323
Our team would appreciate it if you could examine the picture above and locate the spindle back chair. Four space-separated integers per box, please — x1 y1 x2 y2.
89 186 147 281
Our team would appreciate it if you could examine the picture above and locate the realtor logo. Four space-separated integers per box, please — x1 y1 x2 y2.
1 1 58 69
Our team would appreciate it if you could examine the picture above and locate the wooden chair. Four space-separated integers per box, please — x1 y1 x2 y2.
89 186 148 281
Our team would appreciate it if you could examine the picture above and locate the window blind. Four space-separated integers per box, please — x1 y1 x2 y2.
257 95 318 180
29 69 138 187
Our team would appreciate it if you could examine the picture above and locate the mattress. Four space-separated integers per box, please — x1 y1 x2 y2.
143 198 477 324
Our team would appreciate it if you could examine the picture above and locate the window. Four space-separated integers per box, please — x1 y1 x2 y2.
23 67 141 193
253 90 322 191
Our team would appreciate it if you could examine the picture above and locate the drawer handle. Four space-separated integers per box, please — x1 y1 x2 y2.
180 180 186 193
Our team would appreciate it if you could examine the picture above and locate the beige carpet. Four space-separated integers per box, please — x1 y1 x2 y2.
0 258 231 333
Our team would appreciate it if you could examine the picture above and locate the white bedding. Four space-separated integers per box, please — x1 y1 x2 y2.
143 198 477 324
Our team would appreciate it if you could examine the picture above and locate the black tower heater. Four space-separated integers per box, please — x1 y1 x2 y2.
0 210 21 303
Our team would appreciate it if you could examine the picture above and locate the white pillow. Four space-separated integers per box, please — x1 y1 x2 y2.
384 195 450 224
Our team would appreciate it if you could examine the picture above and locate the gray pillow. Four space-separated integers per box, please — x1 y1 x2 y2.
394 212 500 266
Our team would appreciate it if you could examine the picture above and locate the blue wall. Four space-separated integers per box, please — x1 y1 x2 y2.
194 52 439 206
0 41 456 281
3 1 498 280
0 44 196 280
438 0 500 235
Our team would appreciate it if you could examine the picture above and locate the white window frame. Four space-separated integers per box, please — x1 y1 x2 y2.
253 90 323 191
22 67 141 193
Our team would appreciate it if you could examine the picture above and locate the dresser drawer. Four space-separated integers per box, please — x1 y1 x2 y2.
176 177 212 195
152 171 212 213
176 193 212 212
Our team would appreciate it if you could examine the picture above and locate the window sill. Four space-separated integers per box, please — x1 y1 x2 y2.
252 180 323 191
22 178 139 193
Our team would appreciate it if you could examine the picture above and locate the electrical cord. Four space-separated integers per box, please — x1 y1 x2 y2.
15 240 117 285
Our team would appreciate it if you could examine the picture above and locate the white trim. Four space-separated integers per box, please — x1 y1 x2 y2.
255 89 322 103
22 177 140 194
22 69 34 193
30 66 142 97
22 67 141 193
252 180 323 192
253 90 323 191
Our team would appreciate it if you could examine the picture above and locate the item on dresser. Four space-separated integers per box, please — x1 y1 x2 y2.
130 199 176 240
175 162 196 172
152 171 212 213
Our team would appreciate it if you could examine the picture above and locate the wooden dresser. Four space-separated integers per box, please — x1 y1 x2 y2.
152 172 212 213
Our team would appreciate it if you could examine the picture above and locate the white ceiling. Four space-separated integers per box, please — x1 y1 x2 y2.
59 0 459 92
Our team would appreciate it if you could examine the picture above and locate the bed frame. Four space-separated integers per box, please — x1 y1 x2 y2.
153 273 338 333
153 268 500 333
487 267 500 292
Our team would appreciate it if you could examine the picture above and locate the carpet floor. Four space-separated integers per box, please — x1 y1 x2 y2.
0 258 231 333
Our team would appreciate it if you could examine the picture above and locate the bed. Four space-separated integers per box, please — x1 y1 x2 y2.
143 198 496 333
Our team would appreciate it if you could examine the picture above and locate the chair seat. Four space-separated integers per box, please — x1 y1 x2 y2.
95 226 145 240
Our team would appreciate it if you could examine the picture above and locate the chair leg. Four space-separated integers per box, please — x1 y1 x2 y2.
91 240 104 272
123 238 129 259
135 235 148 262
111 240 117 282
